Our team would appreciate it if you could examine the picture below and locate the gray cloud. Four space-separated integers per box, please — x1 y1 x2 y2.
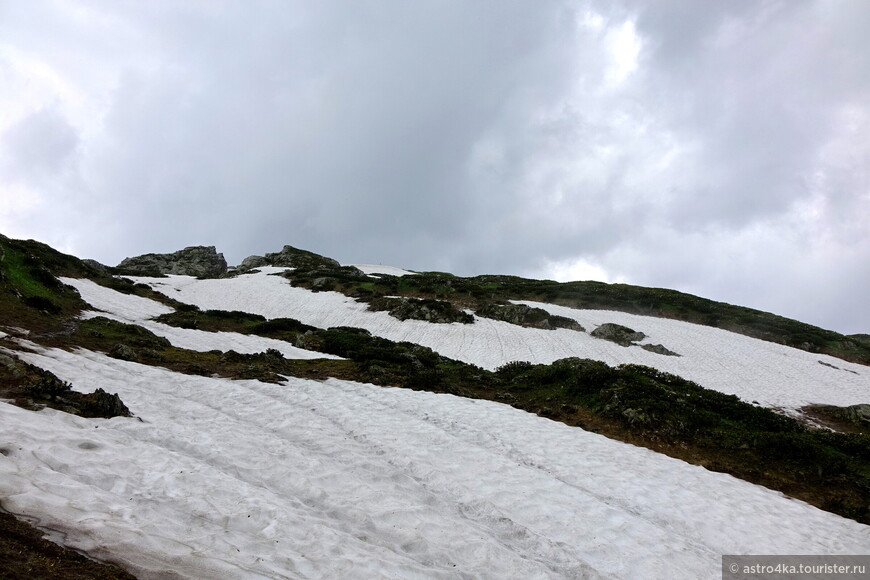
1 0 868 334
2 108 79 183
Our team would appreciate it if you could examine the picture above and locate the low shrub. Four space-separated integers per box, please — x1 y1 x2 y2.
22 295 61 314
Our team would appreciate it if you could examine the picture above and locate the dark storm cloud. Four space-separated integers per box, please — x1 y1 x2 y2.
37 1 579 266
1 1 868 333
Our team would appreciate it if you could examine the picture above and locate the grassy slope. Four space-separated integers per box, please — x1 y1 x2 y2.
0 234 93 336
0 236 138 578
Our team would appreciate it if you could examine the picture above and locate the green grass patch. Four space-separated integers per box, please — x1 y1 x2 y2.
0 235 93 333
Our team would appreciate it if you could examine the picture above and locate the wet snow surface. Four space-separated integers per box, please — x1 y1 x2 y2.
128 268 868 412
2 268 868 578
3 347 868 579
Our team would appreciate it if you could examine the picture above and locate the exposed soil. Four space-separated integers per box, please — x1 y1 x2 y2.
0 508 136 580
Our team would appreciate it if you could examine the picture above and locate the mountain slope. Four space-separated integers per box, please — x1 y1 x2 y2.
1 234 869 578
114 268 868 414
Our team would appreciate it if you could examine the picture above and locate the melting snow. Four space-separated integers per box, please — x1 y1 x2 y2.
2 346 868 579
126 270 869 412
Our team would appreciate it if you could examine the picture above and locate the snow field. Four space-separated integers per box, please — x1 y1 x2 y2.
3 346 868 580
128 269 869 412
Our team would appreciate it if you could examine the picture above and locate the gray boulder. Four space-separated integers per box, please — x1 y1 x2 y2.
109 343 138 362
239 255 269 271
818 403 870 428
591 323 646 346
640 343 681 357
117 246 227 278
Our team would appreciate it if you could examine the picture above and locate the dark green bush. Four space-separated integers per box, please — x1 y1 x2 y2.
24 375 72 398
495 360 534 379
253 318 316 335
28 267 63 289
105 277 137 294
82 317 171 349
753 432 851 477
22 295 61 314
204 309 266 322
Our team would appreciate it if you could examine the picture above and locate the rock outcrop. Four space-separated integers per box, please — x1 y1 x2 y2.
236 245 339 272
0 350 131 419
82 258 111 276
238 254 269 271
814 403 870 429
590 323 646 346
117 246 227 278
367 296 474 324
475 303 584 331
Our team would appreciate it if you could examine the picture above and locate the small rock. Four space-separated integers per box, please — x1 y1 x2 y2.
109 343 138 362
640 343 680 357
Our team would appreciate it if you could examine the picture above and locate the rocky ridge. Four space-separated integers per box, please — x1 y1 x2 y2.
237 245 340 272
117 246 227 278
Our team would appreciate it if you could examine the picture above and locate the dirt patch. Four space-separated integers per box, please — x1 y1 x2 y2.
0 508 136 579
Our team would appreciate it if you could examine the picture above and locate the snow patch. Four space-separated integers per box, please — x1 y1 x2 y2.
129 270 870 412
62 277 339 360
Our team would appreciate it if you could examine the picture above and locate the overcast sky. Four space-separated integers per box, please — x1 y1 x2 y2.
1 1 868 334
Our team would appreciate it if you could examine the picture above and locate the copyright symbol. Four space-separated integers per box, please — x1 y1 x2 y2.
729 563 739 573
